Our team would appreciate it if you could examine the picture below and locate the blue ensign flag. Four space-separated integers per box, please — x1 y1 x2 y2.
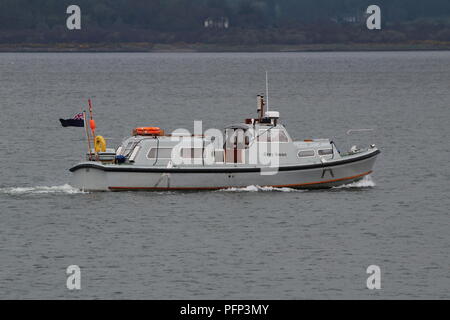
60 112 84 127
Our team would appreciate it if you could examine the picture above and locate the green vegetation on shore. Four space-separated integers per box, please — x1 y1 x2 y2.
1 0 450 50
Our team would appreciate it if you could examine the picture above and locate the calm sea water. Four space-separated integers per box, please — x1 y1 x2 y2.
0 52 449 299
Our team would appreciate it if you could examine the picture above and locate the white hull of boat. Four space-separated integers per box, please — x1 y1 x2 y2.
69 149 379 191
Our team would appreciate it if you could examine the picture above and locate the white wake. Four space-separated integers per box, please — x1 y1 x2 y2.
220 176 376 192
0 184 87 195
219 185 299 192
334 175 376 188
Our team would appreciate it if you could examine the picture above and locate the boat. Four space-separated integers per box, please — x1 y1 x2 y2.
69 94 380 191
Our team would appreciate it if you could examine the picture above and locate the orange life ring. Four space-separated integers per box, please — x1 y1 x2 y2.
133 127 163 136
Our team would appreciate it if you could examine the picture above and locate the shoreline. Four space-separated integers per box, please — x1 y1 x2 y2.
1 41 450 53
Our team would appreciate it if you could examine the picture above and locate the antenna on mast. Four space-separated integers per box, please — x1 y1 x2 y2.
261 70 279 126
265 70 269 113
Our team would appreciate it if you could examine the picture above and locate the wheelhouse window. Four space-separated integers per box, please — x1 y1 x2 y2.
298 150 315 157
257 130 269 142
122 141 136 156
318 149 333 156
147 148 172 159
257 129 289 142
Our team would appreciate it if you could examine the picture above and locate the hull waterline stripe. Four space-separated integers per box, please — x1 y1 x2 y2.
108 170 373 191
70 149 380 173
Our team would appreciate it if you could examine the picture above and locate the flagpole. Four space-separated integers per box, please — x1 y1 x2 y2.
83 110 92 160
88 99 98 160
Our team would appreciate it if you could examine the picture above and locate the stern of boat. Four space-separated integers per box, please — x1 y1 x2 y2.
70 162 109 191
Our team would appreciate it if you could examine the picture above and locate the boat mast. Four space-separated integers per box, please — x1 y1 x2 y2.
257 94 264 121
83 110 92 160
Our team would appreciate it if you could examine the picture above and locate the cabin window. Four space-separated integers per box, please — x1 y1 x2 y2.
318 149 333 156
147 147 172 159
181 148 203 159
225 129 246 148
214 150 224 163
271 130 289 142
298 150 315 157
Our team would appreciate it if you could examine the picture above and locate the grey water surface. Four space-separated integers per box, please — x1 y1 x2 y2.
0 51 448 299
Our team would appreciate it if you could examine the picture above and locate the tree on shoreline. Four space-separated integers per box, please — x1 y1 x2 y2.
0 0 450 44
